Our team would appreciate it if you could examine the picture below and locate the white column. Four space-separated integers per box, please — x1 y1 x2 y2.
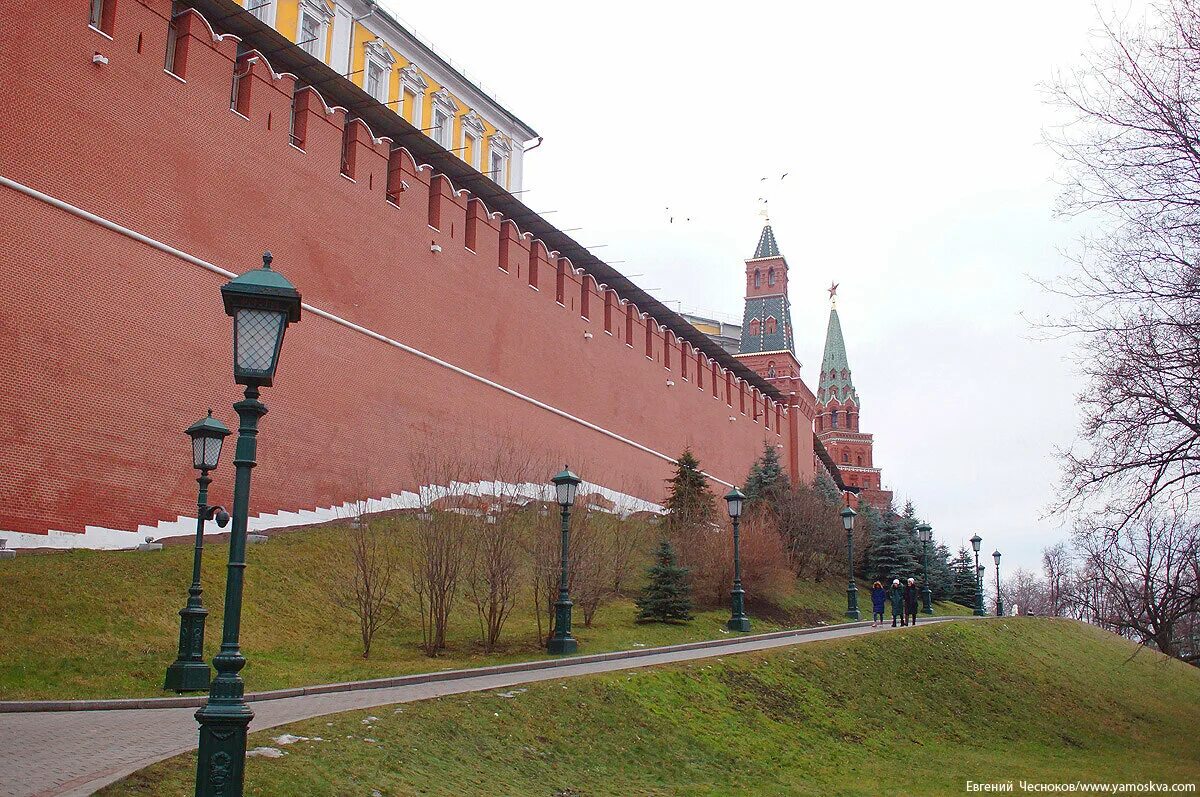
509 144 525 193
330 3 353 75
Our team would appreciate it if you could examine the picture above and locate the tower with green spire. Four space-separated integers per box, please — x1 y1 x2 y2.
816 286 891 509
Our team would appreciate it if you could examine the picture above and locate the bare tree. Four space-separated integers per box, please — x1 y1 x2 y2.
408 454 471 656
999 568 1052 617
1075 508 1199 659
525 502 562 644
463 447 535 652
1042 542 1073 616
1045 0 1200 525
329 480 402 660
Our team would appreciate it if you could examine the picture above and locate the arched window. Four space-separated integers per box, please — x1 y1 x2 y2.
765 316 777 334
768 268 776 286
753 270 761 289
767 360 776 378
831 411 839 429
842 452 849 463
749 318 760 336
857 455 863 466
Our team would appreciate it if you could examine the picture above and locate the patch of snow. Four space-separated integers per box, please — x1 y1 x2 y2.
496 688 527 698
247 747 286 758
273 734 308 745
364 737 379 743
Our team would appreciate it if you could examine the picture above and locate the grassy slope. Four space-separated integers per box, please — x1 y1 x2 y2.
0 523 970 700
102 619 1200 796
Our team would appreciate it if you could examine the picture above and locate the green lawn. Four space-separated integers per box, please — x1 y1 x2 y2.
0 522 970 700
100 618 1200 796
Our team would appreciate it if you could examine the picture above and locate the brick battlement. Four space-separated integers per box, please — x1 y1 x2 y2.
0 0 813 543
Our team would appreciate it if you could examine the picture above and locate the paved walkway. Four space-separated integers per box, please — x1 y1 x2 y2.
1 617 966 797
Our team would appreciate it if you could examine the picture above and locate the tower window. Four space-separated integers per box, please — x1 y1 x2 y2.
753 270 761 289
767 360 776 378
749 318 760 337
768 268 776 286
857 455 863 465
831 411 838 429
765 316 777 334
842 452 849 463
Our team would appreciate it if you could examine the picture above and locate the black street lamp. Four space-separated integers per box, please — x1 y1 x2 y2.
164 411 231 693
195 252 301 797
547 466 581 655
841 501 860 620
916 522 933 614
993 550 1003 616
970 533 986 617
724 487 750 632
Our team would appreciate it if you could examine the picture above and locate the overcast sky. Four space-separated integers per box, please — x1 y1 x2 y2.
381 0 1113 575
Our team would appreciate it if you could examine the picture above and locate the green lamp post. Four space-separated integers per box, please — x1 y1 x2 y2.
970 534 986 616
993 550 1004 616
194 252 301 797
164 411 231 693
841 502 860 620
725 486 751 633
547 466 581 655
916 522 933 614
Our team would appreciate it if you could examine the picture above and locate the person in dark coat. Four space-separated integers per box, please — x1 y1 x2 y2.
903 577 920 626
888 579 903 627
870 581 886 627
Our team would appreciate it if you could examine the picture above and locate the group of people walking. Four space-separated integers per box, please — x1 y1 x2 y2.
870 578 921 627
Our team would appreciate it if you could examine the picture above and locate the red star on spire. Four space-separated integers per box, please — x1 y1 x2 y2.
828 282 839 300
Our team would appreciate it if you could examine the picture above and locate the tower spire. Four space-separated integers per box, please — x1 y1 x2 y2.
819 290 858 406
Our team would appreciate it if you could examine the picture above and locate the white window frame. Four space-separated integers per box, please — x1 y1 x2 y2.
488 134 511 186
362 39 395 103
89 0 105 28
297 0 332 62
461 111 486 169
244 0 276 26
399 64 428 127
430 89 459 149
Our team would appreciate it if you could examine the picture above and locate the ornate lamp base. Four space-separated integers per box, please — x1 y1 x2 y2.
165 607 210 692
165 659 212 693
727 616 752 633
547 635 578 655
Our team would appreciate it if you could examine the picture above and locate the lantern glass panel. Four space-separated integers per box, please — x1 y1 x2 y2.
556 479 577 507
993 551 1001 566
841 507 856 531
235 308 286 377
971 534 982 553
202 435 223 470
191 435 206 470
726 495 743 518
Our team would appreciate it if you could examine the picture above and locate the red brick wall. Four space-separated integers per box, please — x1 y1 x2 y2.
0 0 812 539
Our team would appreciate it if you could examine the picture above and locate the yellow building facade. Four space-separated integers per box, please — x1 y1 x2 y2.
239 0 538 191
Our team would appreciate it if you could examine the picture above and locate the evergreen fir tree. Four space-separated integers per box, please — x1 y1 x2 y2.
663 448 716 538
635 540 694 623
950 546 980 607
866 510 919 585
928 542 955 601
744 442 785 502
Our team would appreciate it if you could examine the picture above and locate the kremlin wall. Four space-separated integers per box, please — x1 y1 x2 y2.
0 0 890 549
